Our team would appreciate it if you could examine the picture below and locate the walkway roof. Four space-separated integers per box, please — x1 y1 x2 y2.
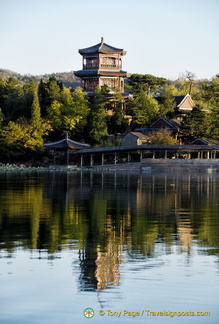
73 144 219 155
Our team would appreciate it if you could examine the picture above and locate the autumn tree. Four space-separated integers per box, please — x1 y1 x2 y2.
149 128 178 145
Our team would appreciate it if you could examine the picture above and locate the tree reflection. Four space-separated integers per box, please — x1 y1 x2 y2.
0 171 219 291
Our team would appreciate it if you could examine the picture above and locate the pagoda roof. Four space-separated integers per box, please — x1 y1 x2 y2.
44 134 90 151
78 37 126 55
74 69 127 77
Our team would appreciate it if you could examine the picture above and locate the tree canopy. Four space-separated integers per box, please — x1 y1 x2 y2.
0 71 219 163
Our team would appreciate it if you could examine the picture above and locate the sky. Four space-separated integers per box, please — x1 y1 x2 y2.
0 0 218 80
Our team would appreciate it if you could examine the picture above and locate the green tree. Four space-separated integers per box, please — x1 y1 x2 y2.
38 77 64 117
158 86 176 118
100 84 112 111
29 82 44 149
31 82 41 131
130 89 159 127
68 87 90 134
0 108 4 125
107 88 128 134
207 77 219 137
0 121 26 160
88 86 108 145
128 74 167 95
181 105 211 139
47 87 89 135
2 77 22 119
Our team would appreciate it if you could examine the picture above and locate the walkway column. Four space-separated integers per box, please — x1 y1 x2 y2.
114 152 117 164
101 153 104 165
128 152 131 162
66 149 69 166
140 151 143 160
207 151 210 159
164 150 167 159
80 155 83 167
90 154 93 166
153 151 155 159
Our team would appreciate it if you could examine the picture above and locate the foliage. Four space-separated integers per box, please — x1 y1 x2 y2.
47 87 89 134
158 85 177 118
0 69 219 162
129 89 159 127
107 87 128 134
0 68 80 88
88 86 108 145
181 105 211 139
128 74 167 95
149 128 178 145
0 108 4 125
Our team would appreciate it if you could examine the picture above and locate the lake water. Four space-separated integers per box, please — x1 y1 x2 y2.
0 170 219 324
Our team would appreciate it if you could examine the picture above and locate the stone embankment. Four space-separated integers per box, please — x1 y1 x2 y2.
90 159 219 172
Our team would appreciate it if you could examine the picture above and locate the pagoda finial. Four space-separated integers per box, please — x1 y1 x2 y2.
101 37 104 44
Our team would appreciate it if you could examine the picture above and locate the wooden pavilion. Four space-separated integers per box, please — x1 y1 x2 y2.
44 134 90 166
74 37 127 96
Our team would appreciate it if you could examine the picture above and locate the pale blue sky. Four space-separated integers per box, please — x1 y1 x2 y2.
0 0 218 80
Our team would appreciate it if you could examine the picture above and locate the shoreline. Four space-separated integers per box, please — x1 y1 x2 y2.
1 159 219 173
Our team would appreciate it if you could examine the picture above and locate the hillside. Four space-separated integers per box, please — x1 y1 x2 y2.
0 68 80 88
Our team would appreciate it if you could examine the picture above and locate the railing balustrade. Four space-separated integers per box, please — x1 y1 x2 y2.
83 64 122 69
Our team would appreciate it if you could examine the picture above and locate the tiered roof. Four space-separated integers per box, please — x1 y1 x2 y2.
78 37 126 56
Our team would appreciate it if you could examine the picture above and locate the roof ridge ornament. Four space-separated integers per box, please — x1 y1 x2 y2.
101 36 104 44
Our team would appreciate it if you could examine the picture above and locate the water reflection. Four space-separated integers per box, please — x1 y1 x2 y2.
0 171 219 293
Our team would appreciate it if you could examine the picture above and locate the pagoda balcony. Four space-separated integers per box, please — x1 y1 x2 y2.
83 63 99 69
83 64 122 70
100 64 122 69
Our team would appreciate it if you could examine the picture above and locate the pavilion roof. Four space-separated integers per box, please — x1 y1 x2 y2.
78 38 126 55
44 135 90 151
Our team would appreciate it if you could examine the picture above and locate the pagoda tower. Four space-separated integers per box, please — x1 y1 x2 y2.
74 37 127 96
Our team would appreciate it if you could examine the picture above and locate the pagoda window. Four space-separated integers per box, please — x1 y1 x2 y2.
84 57 98 69
84 78 98 90
102 78 116 89
101 57 116 67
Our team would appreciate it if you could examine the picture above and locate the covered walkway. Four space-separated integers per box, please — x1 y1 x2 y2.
73 144 219 167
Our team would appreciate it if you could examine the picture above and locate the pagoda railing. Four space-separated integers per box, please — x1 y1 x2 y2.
83 64 99 69
100 64 122 69
83 64 122 70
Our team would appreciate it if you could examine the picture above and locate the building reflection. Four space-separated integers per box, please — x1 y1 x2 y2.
95 216 122 291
